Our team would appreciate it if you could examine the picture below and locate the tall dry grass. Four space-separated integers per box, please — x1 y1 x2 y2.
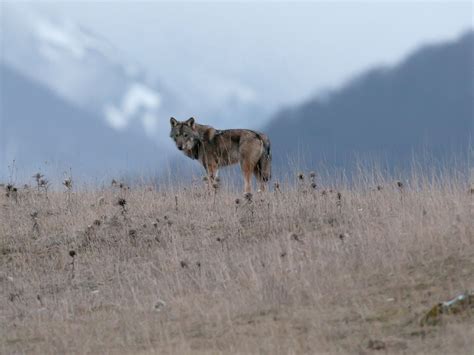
0 168 473 354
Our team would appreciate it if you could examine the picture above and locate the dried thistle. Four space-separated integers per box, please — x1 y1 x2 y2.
273 181 281 192
69 250 76 279
63 178 73 190
33 173 43 184
5 184 18 200
37 178 50 196
116 198 127 214
33 173 47 192
244 192 253 202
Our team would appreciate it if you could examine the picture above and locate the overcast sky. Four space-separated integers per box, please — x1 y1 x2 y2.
6 1 474 109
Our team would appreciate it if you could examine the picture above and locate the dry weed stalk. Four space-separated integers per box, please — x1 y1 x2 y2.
5 184 18 202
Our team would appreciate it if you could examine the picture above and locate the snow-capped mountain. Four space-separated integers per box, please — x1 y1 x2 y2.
1 5 177 140
2 4 269 132
1 62 168 181
0 4 270 180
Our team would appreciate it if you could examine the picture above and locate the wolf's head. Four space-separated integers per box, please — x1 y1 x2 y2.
169 117 200 154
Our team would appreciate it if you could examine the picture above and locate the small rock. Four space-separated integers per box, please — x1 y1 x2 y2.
367 339 386 350
154 299 166 311
339 232 350 241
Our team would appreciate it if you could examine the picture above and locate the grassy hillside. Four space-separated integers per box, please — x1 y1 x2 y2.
1 171 473 354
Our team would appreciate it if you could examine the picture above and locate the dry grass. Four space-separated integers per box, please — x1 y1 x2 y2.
1 170 473 354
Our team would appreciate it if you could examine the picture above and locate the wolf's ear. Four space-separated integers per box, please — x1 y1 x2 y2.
185 117 195 129
170 117 178 127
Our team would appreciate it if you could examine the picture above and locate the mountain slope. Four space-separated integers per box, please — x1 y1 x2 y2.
1 8 175 138
266 31 474 171
0 63 162 180
1 5 268 140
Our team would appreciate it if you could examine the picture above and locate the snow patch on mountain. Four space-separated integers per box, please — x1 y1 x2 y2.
2 3 269 157
2 5 168 138
36 20 90 59
104 83 162 132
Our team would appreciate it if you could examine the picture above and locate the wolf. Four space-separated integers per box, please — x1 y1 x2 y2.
170 117 271 193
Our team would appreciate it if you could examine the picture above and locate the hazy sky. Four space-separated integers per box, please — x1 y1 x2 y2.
6 1 474 108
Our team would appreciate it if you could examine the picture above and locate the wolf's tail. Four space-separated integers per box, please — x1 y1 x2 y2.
255 133 272 182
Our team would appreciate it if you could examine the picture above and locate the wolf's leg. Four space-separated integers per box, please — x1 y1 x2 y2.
253 154 268 193
206 162 218 189
253 163 267 193
240 161 254 194
253 140 271 193
253 171 266 193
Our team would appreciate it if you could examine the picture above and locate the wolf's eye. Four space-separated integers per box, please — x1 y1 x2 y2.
183 133 188 138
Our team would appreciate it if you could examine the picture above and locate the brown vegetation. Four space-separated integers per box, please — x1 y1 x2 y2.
1 171 473 354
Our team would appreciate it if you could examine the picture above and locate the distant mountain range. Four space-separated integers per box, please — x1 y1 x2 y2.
0 7 267 180
1 8 176 138
266 31 473 173
1 6 472 181
0 63 165 181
